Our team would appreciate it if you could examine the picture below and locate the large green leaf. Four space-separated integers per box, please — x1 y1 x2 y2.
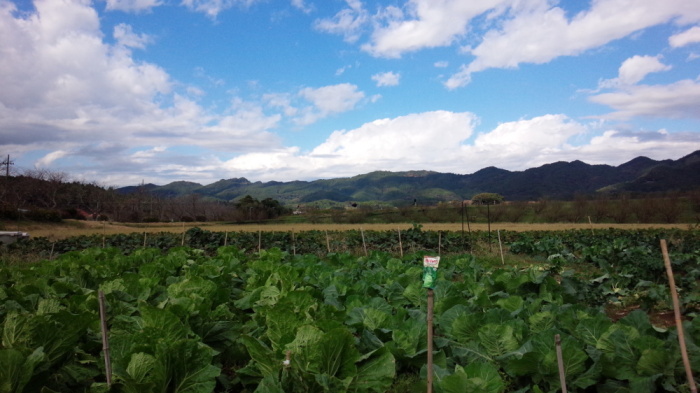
0 347 45 393
350 347 396 393
478 324 519 358
437 362 505 393
154 339 220 393
240 335 280 378
317 328 360 379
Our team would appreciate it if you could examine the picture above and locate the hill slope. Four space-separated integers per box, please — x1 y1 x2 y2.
118 150 700 206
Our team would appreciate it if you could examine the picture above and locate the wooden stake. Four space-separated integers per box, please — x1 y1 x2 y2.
497 230 505 265
555 334 568 393
398 228 403 257
258 230 262 253
325 230 331 253
49 242 55 260
427 288 434 393
98 291 112 387
181 224 185 246
224 231 228 246
143 232 147 248
438 231 442 256
361 227 367 256
661 239 697 393
291 230 296 256
588 216 593 234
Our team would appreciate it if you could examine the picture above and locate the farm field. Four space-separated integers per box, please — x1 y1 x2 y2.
1 225 699 392
5 219 692 240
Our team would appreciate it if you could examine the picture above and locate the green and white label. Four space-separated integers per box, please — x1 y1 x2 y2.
422 256 440 289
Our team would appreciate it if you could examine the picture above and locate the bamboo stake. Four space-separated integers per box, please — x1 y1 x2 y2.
181 224 185 246
224 231 228 246
661 239 697 393
325 230 331 253
555 334 568 393
588 216 594 234
49 242 55 260
143 232 147 248
361 227 368 256
291 230 296 256
398 228 403 257
438 231 442 256
497 230 505 265
102 221 106 248
258 230 262 253
427 288 434 393
98 291 112 387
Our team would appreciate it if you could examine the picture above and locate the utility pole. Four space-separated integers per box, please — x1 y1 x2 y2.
1 155 13 177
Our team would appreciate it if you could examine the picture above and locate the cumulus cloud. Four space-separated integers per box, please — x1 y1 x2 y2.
446 0 700 89
669 26 700 48
589 79 700 119
221 111 698 182
371 71 401 87
295 83 365 125
362 0 510 58
0 0 283 182
224 111 478 180
597 55 672 89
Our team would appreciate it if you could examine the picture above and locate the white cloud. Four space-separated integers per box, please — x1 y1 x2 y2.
291 0 312 14
263 93 298 117
669 26 700 48
313 0 368 43
221 111 698 182
598 55 672 89
434 61 449 68
105 0 163 13
0 0 283 181
589 79 700 119
36 150 70 168
446 0 700 88
113 23 152 49
295 83 365 125
371 71 401 87
180 0 261 18
362 0 509 58
225 111 478 180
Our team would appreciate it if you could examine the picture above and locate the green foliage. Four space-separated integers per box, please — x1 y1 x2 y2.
471 193 505 205
1 228 699 391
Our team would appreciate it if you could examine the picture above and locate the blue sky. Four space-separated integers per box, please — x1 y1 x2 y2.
1 0 699 186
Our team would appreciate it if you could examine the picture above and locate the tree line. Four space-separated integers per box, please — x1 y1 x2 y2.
0 169 289 223
1 168 699 225
299 192 700 225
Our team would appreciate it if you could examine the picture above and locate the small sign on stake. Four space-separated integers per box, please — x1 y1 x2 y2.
422 255 440 393
422 256 440 289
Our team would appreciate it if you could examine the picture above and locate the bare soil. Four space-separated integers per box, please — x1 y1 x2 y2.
2 220 690 241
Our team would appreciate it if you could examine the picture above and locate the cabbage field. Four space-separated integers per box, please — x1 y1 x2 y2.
1 227 699 392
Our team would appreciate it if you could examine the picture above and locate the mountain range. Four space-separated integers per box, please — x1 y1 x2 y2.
118 150 700 206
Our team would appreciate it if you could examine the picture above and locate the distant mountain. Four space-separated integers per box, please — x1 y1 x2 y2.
117 150 700 206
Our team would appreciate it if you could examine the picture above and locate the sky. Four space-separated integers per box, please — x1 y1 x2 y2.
1 0 700 187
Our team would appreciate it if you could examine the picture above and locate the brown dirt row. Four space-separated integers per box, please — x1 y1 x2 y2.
3 220 692 241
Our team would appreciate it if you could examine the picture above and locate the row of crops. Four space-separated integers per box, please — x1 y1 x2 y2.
5 225 700 259
0 228 699 392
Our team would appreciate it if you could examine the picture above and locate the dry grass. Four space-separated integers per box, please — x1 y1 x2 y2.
2 219 692 241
